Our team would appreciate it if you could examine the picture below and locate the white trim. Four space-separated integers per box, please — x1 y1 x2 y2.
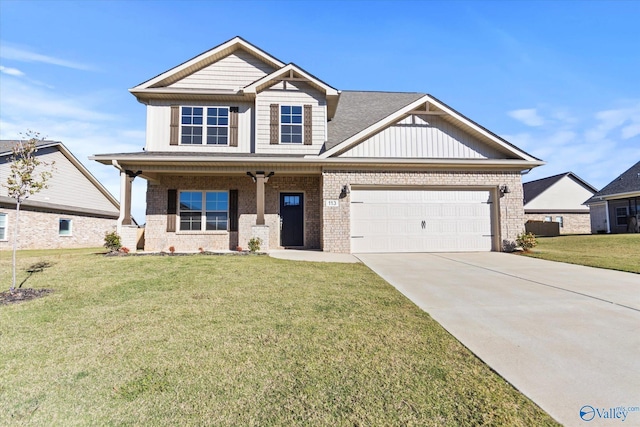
132 37 285 91
177 190 229 232
243 63 339 96
0 212 7 241
59 218 73 236
278 104 304 145
319 94 540 163
179 106 230 146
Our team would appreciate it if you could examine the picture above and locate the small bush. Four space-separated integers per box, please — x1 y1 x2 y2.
120 247 130 254
104 231 122 252
168 246 176 254
248 237 262 253
516 231 538 251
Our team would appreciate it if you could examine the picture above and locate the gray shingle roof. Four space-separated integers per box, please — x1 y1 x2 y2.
0 140 61 156
325 91 425 152
585 160 640 203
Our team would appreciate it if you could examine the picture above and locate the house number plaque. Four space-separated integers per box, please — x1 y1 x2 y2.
325 200 339 207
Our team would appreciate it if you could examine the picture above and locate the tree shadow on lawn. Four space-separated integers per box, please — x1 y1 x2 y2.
1 261 54 306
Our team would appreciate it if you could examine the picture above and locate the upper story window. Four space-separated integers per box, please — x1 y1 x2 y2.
280 105 303 143
180 107 229 145
179 191 228 231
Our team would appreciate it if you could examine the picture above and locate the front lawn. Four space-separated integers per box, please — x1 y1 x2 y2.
522 234 640 273
1 249 558 426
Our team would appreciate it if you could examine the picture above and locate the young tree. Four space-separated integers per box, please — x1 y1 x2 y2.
3 131 55 291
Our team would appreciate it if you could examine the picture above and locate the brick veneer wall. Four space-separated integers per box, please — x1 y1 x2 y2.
0 207 117 250
524 213 591 235
321 170 525 253
145 175 321 252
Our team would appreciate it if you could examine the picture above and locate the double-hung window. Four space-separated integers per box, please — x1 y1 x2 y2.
179 191 228 231
181 107 229 145
0 213 7 240
280 105 303 143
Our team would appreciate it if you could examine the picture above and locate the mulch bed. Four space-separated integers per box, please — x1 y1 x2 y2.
0 288 53 306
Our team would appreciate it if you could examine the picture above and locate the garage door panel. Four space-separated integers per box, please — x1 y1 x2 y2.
350 189 493 253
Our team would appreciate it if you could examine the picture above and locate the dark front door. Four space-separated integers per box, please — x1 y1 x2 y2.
280 193 304 247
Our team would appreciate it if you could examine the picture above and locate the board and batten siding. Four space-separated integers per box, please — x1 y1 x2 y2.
339 115 506 159
145 101 253 153
168 50 276 91
255 81 327 154
0 147 118 214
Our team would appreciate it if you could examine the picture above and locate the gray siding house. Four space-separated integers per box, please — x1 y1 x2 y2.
0 140 120 249
92 36 544 253
585 160 640 234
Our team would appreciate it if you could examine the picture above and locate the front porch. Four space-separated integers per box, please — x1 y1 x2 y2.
127 173 322 253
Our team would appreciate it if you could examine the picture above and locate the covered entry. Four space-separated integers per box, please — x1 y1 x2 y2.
350 189 494 253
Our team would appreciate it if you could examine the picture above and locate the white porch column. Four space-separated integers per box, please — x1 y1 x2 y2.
256 172 266 225
117 170 134 233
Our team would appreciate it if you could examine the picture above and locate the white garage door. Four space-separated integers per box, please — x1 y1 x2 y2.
350 189 493 253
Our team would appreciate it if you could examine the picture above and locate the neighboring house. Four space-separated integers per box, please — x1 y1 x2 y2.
523 172 597 235
91 36 543 254
0 140 120 249
584 160 640 234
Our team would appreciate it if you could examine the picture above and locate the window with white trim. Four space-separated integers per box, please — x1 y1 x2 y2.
181 107 229 145
0 213 7 240
179 191 228 231
544 216 552 222
59 218 72 236
616 207 629 226
555 216 564 228
280 105 303 143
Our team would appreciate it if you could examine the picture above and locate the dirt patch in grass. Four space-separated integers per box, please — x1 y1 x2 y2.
0 288 53 306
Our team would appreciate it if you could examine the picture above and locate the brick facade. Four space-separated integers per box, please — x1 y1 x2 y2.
321 170 525 253
144 175 321 252
0 207 117 250
524 212 591 235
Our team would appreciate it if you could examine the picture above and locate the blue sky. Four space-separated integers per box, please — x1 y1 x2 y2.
1 0 639 221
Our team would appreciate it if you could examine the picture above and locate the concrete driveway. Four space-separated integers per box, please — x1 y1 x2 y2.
356 252 640 427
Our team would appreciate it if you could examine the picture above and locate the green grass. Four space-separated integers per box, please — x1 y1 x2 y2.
1 249 558 426
523 234 640 273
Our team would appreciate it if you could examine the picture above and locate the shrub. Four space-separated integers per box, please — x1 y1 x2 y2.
104 231 122 252
516 231 538 251
168 246 176 254
248 237 262 253
120 247 130 254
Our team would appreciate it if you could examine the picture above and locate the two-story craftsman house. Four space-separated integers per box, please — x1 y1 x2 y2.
92 36 543 253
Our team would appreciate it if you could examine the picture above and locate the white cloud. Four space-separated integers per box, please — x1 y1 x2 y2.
0 65 24 76
508 108 545 127
0 75 146 221
504 101 640 190
0 43 95 71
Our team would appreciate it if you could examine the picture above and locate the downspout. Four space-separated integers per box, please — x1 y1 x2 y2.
605 199 611 234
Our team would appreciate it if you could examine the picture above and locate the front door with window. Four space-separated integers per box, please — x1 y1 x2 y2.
280 193 304 247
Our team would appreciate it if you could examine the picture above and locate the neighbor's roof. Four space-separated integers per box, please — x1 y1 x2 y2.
523 172 597 205
585 160 640 204
0 139 120 209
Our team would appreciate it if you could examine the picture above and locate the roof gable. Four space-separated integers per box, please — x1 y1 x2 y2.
130 36 286 93
523 172 597 211
321 93 541 162
1 140 119 212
